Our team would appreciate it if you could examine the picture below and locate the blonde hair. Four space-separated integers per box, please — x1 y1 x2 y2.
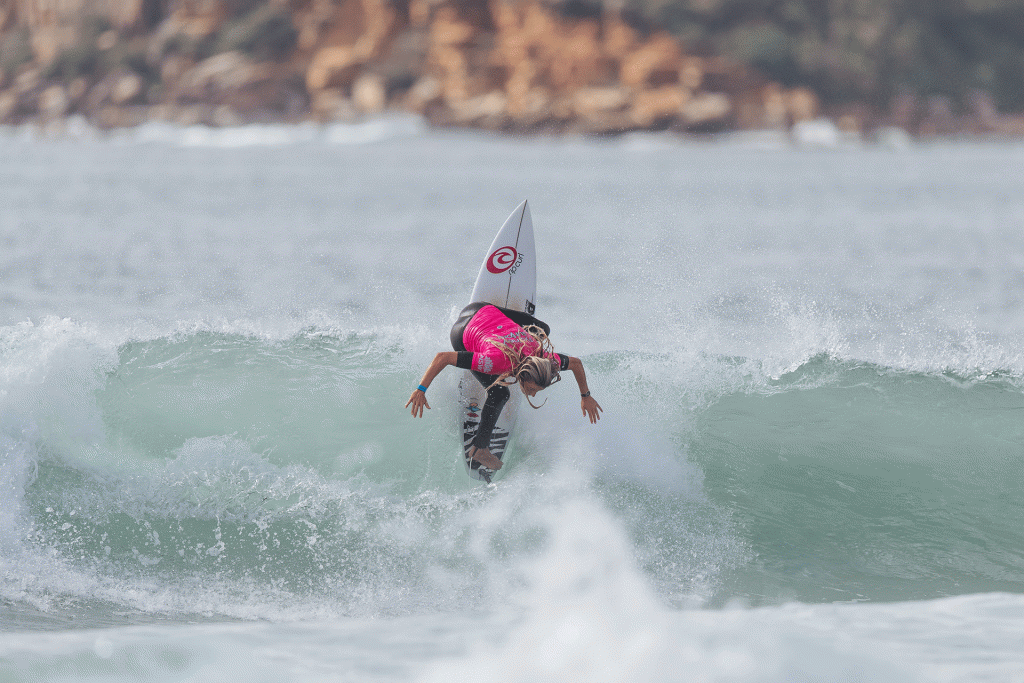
487 324 561 408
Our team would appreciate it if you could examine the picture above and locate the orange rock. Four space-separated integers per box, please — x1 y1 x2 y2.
510 86 550 124
168 0 228 38
177 52 272 101
312 87 357 120
404 76 442 112
442 74 469 103
549 19 607 91
490 0 520 35
549 94 572 121
450 89 506 125
578 112 631 134
994 115 1024 136
836 113 862 134
14 67 40 94
293 0 342 52
620 32 681 91
521 1 557 54
96 30 118 52
431 42 468 73
786 87 818 122
761 83 787 128
493 31 529 67
504 58 537 114
351 0 397 60
408 0 432 28
161 55 194 85
212 104 242 126
29 26 78 64
309 0 397 65
491 1 529 66
104 0 151 30
683 92 731 125
95 104 147 128
603 12 637 61
731 94 764 130
111 72 144 105
572 86 628 117
170 103 212 126
352 72 386 112
16 0 160 33
68 77 88 101
307 45 359 91
436 53 469 102
680 57 703 90
0 92 17 122
431 6 475 47
38 84 68 118
630 85 689 127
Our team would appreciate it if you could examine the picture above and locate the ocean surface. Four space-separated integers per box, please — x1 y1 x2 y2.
2 119 1024 681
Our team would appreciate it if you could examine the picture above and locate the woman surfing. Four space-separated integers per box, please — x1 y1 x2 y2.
405 302 602 471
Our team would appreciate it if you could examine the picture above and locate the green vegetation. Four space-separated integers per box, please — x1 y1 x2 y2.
217 4 298 62
643 0 1024 111
0 27 32 74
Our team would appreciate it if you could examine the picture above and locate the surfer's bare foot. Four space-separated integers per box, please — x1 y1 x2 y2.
469 446 502 470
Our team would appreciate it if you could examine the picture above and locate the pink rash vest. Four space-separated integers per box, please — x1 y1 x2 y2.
462 305 562 375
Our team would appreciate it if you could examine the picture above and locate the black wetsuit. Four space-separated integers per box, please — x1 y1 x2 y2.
450 302 571 450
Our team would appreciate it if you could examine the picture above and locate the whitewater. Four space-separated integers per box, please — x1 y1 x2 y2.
1 121 1024 681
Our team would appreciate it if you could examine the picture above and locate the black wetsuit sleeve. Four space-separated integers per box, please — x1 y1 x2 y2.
455 352 473 369
473 382 510 450
557 353 571 372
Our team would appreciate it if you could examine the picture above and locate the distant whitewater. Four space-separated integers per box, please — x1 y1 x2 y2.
2 131 1024 681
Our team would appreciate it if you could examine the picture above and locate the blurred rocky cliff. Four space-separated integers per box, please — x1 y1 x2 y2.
0 0 1022 135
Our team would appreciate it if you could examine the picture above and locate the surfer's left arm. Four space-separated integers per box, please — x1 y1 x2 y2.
566 356 602 423
406 352 458 417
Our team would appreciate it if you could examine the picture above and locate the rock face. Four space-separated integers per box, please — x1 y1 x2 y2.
659 0 1024 128
0 0 1020 135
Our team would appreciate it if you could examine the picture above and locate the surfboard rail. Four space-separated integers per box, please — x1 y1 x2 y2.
458 200 537 482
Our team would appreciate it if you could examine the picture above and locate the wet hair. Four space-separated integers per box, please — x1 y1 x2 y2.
487 324 561 408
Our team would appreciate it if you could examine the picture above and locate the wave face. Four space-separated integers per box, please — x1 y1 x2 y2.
4 317 1024 630
684 354 1024 603
0 320 734 625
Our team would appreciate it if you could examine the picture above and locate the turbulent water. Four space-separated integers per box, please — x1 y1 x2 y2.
2 121 1024 681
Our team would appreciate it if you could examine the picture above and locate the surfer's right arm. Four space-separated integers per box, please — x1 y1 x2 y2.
406 352 460 417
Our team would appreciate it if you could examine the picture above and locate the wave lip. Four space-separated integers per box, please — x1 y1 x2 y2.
5 318 1024 627
687 354 1024 603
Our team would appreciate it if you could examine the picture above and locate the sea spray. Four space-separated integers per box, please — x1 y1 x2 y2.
420 477 904 683
4 133 1024 681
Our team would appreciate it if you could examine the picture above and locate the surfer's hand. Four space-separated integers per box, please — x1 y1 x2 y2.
406 390 430 417
581 395 602 424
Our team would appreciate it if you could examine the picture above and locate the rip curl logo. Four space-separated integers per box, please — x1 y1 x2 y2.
486 246 518 274
475 356 494 373
467 402 480 416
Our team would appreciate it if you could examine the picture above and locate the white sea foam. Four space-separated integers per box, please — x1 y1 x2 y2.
3 593 1024 682
0 437 32 552
3 131 1024 682
1 114 427 148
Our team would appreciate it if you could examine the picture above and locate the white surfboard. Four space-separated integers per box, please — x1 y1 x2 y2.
458 200 537 482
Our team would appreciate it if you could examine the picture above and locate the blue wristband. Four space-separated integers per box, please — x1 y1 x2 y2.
417 384 428 393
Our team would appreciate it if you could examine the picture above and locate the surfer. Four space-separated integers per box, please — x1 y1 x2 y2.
405 302 602 471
